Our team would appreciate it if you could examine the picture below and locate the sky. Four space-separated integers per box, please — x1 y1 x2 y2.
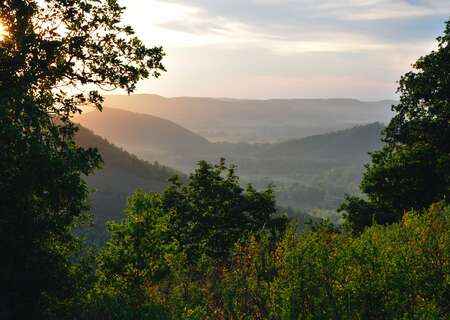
119 0 449 100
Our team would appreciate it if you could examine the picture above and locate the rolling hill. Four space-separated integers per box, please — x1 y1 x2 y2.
261 122 384 162
102 94 394 142
77 107 214 161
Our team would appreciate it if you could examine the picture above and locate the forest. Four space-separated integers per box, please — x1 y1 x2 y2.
0 1 449 319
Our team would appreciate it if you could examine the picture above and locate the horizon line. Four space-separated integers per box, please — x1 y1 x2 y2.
104 93 399 103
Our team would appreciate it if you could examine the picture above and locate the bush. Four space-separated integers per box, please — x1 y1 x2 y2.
90 200 449 319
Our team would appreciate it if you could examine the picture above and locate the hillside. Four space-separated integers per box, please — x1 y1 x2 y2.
102 94 394 142
77 107 214 161
75 126 319 240
168 123 384 177
262 122 384 162
75 126 177 241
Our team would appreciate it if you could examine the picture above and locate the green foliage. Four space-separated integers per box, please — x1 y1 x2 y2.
89 192 173 319
91 160 288 318
339 20 450 232
219 233 280 319
92 198 450 319
89 158 449 319
163 159 288 261
0 0 164 318
270 202 450 319
236 202 448 319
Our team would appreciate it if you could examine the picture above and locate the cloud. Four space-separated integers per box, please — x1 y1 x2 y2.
121 0 448 54
159 0 450 24
118 0 448 99
156 0 449 41
334 1 450 21
139 0 448 55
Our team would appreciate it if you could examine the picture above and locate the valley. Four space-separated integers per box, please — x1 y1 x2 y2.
76 98 388 228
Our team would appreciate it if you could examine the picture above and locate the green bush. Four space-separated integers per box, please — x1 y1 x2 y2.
90 199 449 319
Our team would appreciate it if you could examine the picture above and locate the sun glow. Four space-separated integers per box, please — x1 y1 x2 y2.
0 23 7 41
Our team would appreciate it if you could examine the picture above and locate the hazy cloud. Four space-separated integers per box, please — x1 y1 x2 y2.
149 0 448 52
119 0 449 99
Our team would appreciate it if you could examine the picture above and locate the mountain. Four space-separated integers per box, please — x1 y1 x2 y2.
262 122 384 162
75 126 177 242
77 107 214 162
102 94 395 142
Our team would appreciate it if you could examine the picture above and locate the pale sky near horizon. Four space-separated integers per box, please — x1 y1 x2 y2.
118 0 449 100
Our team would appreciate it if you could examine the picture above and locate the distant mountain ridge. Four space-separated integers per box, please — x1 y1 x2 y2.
77 107 384 171
102 94 395 142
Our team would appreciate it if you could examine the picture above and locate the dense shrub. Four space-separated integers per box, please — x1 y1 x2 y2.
90 200 449 319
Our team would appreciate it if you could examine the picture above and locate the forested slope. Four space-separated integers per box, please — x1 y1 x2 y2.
75 126 176 241
262 122 384 162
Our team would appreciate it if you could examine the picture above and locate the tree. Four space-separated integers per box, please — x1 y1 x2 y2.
96 199 450 319
92 192 173 320
93 160 287 318
163 159 288 261
269 202 450 319
0 0 164 318
339 20 450 232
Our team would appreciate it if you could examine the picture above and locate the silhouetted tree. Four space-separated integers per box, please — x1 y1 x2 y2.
339 20 450 233
0 0 164 318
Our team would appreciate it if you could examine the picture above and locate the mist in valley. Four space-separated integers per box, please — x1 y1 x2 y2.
77 95 393 226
